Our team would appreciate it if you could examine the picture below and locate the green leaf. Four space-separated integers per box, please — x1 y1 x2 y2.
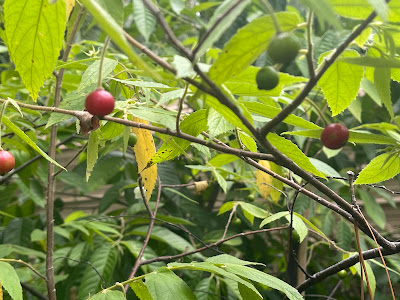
353 261 376 298
267 133 326 178
244 101 320 130
96 0 124 26
0 244 45 259
4 0 67 100
79 0 157 78
194 0 251 58
169 0 185 15
209 154 238 167
374 67 393 120
338 56 400 68
78 245 118 299
206 96 251 135
151 110 208 164
298 0 341 29
133 0 156 42
260 211 289 228
331 0 374 20
318 50 364 115
206 254 262 266
285 214 308 243
358 189 385 229
194 277 219 300
128 107 177 128
130 280 152 300
209 12 300 84
2 116 64 169
337 220 353 250
212 169 227 193
109 78 173 89
223 264 303 300
86 130 100 181
88 290 126 300
78 58 118 92
207 107 235 139
238 131 257 152
309 157 341 177
131 226 196 253
145 267 197 300
355 152 400 184
171 55 195 78
367 0 388 20
218 201 237 215
168 262 262 297
0 262 22 300
239 203 269 225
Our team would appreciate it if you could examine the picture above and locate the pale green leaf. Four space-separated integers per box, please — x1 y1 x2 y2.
209 154 238 167
86 130 100 181
360 78 381 105
133 0 156 42
171 55 195 78
96 0 124 26
4 0 67 100
353 261 376 298
130 280 152 300
260 211 289 228
285 214 308 243
169 0 185 15
244 101 320 130
0 262 23 300
88 290 126 300
206 254 262 266
318 50 364 115
309 157 341 177
194 0 251 59
156 89 186 107
374 67 393 119
145 268 197 300
338 56 400 68
110 78 172 89
2 116 64 170
355 152 400 184
331 0 373 20
367 0 388 20
267 133 326 178
224 66 308 97
240 203 269 219
354 26 372 48
218 201 237 215
209 12 300 84
213 169 227 193
299 0 341 29
206 96 251 135
78 58 118 92
238 131 257 152
207 107 235 139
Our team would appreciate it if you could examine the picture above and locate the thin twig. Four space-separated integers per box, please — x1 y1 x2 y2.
176 83 190 133
220 203 238 242
305 10 316 79
0 258 46 280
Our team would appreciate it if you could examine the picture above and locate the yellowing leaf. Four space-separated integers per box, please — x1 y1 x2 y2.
256 160 273 200
132 118 157 201
269 162 283 202
66 0 75 18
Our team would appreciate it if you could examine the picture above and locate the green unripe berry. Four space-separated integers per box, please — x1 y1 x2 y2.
337 270 348 279
267 32 301 64
232 217 242 225
128 134 138 147
256 66 279 90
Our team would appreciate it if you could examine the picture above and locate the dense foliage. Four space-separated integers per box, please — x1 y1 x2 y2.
1 0 400 299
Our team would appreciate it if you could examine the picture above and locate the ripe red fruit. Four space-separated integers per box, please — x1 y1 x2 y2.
321 123 349 149
85 89 115 116
0 150 15 174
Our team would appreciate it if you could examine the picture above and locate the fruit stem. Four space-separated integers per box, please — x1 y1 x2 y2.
97 36 111 89
0 99 10 150
261 0 282 34
304 97 329 126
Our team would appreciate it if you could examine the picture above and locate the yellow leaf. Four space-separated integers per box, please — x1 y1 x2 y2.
256 161 283 202
132 118 157 201
256 160 273 200
66 0 75 18
0 282 2 300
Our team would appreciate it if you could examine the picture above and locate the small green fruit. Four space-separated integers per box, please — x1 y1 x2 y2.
128 134 138 147
337 270 348 279
232 217 242 225
267 32 301 64
256 66 279 90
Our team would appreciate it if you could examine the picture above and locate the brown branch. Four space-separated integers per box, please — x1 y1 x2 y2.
140 226 289 265
297 242 400 293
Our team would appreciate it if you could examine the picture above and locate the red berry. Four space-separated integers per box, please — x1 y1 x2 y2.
0 150 15 174
321 123 349 150
85 89 115 116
